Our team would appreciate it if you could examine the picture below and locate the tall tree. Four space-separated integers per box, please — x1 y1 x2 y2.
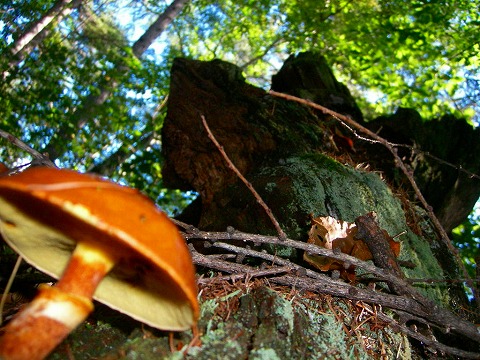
43 0 190 161
2 0 81 78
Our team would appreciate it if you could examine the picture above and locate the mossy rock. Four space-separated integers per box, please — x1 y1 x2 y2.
46 285 415 360
179 286 413 360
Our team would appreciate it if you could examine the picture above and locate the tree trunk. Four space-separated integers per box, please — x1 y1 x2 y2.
2 0 82 78
160 53 480 357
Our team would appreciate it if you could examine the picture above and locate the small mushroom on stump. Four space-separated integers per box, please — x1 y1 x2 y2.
0 167 199 360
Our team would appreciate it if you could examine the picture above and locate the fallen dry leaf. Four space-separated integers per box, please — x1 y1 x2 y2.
303 214 400 282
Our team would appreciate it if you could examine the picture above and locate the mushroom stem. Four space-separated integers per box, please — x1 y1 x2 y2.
0 242 116 360
55 241 116 298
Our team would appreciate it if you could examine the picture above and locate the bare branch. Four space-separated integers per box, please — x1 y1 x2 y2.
376 311 480 359
176 221 427 294
0 128 55 168
196 265 294 285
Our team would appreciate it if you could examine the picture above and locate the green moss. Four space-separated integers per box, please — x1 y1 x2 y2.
118 336 171 359
199 298 219 333
186 322 246 360
259 154 405 226
254 154 448 304
250 287 295 357
182 286 416 360
49 285 414 360
49 319 129 360
401 231 450 304
295 300 367 359
381 325 413 360
249 348 282 360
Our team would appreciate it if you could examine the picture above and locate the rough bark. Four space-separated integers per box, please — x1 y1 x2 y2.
163 53 480 237
271 52 364 122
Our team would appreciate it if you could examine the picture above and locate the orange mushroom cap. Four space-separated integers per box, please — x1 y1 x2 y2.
0 167 199 331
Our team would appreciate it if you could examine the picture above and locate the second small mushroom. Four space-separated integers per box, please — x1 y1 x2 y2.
0 167 199 360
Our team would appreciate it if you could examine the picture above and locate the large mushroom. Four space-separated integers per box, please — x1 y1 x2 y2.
0 167 199 360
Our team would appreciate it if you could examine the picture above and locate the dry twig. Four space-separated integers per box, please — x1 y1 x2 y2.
175 220 422 295
376 311 480 359
0 128 55 168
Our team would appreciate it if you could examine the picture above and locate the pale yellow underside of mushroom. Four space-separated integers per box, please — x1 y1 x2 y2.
0 197 194 331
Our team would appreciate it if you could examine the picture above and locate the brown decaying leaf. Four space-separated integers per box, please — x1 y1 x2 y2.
303 215 400 282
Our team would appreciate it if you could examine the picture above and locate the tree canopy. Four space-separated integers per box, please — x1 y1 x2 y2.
0 0 479 208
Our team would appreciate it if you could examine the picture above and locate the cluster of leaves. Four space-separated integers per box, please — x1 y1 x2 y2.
452 208 480 279
0 0 175 204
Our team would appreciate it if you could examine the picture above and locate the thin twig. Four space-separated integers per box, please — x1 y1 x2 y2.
202 238 326 280
376 310 480 359
0 256 22 325
337 118 480 180
201 115 287 241
271 273 480 345
196 265 293 284
0 128 55 168
268 90 478 304
407 277 480 284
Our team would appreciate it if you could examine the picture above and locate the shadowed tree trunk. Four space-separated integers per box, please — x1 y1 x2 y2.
160 53 480 357
163 53 480 237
